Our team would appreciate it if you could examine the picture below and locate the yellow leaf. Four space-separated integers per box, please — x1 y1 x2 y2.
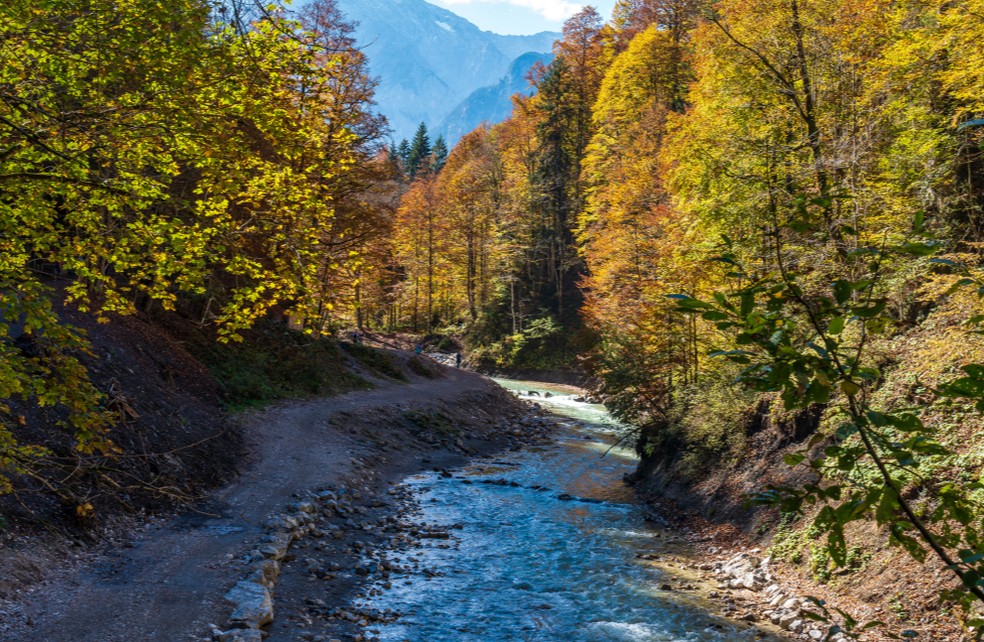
840 380 861 396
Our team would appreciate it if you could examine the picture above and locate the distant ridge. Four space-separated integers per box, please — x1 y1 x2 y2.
335 0 557 142
439 51 551 143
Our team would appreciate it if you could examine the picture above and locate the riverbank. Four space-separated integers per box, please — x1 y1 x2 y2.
634 455 972 641
0 365 554 642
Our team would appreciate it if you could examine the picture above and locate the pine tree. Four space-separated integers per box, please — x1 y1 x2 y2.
431 136 449 172
408 122 432 178
396 139 411 172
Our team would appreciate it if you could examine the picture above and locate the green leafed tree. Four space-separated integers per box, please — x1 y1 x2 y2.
0 0 381 503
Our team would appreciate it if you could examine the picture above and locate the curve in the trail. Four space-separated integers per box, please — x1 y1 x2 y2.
6 367 496 642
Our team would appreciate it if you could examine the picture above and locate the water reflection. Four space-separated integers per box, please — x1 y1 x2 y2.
353 379 784 642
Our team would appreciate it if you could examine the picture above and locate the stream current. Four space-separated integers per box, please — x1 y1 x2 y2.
354 379 783 641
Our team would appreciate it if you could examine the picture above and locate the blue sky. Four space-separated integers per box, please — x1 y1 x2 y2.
430 0 617 35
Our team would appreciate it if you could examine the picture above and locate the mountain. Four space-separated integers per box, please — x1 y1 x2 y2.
335 0 557 143
438 51 551 143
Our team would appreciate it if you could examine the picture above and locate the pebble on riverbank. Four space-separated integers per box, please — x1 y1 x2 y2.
709 550 849 641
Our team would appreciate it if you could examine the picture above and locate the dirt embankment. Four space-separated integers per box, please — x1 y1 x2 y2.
631 401 971 641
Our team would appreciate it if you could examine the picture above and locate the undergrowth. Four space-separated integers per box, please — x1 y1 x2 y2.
340 342 407 381
771 513 871 584
197 321 372 409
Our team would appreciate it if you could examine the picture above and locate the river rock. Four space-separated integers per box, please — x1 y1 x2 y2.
225 580 274 627
213 629 263 642
778 610 800 628
294 501 317 514
254 559 280 585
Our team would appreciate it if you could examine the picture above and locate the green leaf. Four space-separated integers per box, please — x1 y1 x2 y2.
912 211 926 232
876 486 898 524
740 292 754 317
784 453 806 466
886 413 925 433
959 550 984 564
965 364 984 378
667 294 714 312
840 380 861 396
851 300 886 318
702 310 730 321
828 316 845 335
833 280 852 305
712 291 736 312
899 241 941 257
948 278 977 295
856 367 881 381
709 349 756 358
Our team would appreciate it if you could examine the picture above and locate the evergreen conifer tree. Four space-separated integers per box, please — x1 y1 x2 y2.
396 138 411 174
408 122 431 178
431 136 448 172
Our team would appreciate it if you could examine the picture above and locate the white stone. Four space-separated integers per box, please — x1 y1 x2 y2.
778 610 800 628
225 580 274 627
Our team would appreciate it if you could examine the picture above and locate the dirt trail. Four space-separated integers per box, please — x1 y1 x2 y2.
2 366 519 642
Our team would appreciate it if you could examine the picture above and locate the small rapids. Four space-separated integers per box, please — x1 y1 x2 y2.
353 379 783 642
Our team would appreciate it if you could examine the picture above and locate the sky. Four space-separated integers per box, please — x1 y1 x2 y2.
430 0 618 35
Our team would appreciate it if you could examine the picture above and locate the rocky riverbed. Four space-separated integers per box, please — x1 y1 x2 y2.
316 381 794 642
209 406 559 642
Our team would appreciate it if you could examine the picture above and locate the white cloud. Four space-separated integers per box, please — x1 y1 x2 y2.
440 0 584 23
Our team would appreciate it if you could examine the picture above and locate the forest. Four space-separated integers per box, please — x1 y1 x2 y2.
5 0 984 637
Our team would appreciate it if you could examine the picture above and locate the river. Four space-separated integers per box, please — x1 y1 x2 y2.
353 379 786 642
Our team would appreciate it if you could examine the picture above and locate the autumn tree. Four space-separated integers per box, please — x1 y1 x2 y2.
297 0 393 333
526 7 606 322
0 0 382 496
578 18 700 423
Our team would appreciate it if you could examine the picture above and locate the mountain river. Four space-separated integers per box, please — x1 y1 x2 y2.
353 379 787 642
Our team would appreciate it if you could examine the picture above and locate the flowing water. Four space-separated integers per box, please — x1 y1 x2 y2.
354 379 784 642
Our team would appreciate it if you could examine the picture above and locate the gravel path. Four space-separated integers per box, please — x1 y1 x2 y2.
1 366 530 642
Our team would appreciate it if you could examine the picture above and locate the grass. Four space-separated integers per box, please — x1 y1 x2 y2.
197 321 373 409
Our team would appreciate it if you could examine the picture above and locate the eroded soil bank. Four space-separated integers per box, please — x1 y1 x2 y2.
630 410 973 642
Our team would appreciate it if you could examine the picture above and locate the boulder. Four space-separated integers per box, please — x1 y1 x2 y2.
225 580 274 628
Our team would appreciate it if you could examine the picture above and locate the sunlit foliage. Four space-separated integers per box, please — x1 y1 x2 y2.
0 0 383 485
